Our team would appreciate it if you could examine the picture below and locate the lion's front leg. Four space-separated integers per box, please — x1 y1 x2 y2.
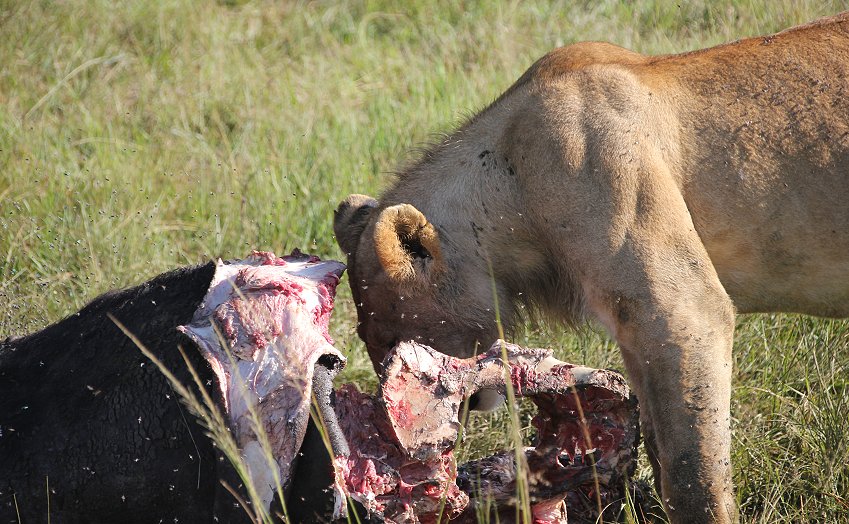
616 297 736 522
569 207 738 521
504 76 748 519
577 235 738 523
559 200 740 522
534 219 739 522
519 146 738 522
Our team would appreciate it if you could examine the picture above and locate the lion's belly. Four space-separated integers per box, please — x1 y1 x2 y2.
694 193 849 318
683 135 849 316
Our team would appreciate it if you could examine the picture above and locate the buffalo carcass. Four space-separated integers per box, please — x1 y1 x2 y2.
0 250 349 523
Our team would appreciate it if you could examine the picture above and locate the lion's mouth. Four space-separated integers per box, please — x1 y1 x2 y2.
330 340 640 524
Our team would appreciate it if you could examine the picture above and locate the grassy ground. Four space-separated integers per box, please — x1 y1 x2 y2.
2 1 847 522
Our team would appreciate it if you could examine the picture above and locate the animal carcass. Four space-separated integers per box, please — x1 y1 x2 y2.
0 250 346 523
328 340 640 524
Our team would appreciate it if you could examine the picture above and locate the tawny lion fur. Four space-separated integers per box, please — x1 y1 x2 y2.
335 13 849 524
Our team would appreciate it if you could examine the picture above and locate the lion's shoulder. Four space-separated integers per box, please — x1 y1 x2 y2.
520 42 647 87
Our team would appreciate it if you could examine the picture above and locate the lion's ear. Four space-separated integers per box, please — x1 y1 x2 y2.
373 203 443 283
334 194 379 256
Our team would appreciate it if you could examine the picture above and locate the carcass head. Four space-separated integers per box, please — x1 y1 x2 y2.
178 250 346 511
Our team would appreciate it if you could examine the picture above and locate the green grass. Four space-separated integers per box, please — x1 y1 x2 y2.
2 1 847 522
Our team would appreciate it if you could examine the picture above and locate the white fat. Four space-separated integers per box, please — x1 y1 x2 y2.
535 356 562 374
331 457 351 520
389 340 442 381
242 440 278 510
569 366 596 383
182 322 231 410
282 257 344 281
535 356 596 383
178 252 346 513
200 260 242 312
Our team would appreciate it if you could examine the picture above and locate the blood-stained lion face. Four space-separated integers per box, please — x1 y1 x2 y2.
334 194 501 371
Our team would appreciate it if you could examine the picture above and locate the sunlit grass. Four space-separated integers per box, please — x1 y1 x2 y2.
2 1 847 522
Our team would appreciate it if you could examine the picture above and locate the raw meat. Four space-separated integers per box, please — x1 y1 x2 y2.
332 340 639 524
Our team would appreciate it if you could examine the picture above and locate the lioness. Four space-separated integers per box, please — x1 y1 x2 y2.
334 12 849 523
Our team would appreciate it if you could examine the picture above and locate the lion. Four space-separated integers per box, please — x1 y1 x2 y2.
333 12 849 524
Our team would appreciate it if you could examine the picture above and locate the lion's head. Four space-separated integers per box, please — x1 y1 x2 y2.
334 194 506 372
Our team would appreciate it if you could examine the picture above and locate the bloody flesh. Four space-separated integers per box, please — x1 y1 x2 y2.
333 340 639 524
333 384 469 523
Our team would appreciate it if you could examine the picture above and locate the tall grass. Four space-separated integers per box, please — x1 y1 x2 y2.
2 1 847 522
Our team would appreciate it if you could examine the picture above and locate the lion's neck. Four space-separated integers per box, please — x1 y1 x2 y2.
383 106 574 326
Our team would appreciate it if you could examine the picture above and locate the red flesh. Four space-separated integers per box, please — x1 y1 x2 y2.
332 341 639 524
